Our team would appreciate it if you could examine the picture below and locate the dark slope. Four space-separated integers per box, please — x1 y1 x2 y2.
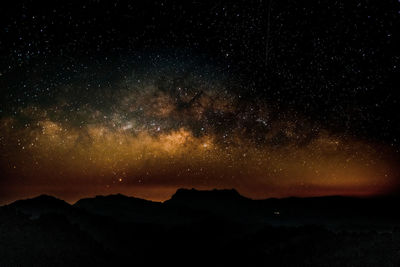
164 189 400 228
163 188 256 222
254 196 400 228
1 190 400 266
165 188 250 208
3 191 400 227
74 193 162 222
5 194 72 218
0 198 112 266
167 188 248 202
258 196 399 217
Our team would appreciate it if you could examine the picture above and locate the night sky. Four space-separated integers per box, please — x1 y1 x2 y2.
0 1 399 204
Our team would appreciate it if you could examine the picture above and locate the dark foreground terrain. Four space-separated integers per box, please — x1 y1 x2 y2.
1 189 400 266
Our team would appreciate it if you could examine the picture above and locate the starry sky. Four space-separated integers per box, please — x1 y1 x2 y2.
0 1 399 203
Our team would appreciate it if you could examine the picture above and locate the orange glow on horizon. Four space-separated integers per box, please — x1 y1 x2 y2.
1 113 398 204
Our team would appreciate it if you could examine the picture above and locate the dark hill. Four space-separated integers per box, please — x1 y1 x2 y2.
257 196 400 223
4 194 72 219
168 188 247 201
74 193 162 222
1 190 400 266
7 194 71 209
161 188 256 223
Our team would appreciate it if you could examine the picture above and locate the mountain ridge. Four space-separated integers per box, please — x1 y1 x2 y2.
2 188 396 210
1 189 400 266
2 188 399 223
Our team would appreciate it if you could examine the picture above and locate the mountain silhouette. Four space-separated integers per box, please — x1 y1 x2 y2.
74 193 162 222
166 188 249 206
169 188 246 200
4 194 73 219
1 189 400 266
8 194 71 210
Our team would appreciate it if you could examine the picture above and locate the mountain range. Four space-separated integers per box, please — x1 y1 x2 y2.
1 188 400 266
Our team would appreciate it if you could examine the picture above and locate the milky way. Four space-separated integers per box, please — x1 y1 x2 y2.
0 57 398 203
0 1 399 203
